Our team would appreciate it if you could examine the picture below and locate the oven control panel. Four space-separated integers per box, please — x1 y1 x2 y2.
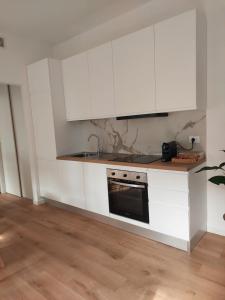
107 168 147 183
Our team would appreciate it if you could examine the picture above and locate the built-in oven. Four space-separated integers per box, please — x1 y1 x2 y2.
107 169 149 223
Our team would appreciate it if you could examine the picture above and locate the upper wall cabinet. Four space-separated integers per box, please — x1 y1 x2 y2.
112 26 155 117
61 9 204 121
62 52 91 121
62 42 115 121
155 10 197 112
88 42 115 119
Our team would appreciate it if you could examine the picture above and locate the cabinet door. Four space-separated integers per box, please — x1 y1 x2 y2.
84 163 109 216
112 26 155 116
62 52 91 121
58 160 85 209
155 10 196 112
27 59 57 160
30 91 57 160
149 198 189 240
148 170 189 240
88 42 115 119
38 159 61 202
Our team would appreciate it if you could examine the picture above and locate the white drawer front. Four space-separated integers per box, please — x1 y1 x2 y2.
149 188 189 208
148 170 189 192
149 202 189 240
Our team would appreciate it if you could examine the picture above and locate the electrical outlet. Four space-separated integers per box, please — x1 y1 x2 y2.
189 136 200 143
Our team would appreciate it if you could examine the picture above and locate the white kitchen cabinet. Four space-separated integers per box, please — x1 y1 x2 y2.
112 26 155 116
28 58 77 161
155 10 197 112
88 42 115 119
38 159 85 209
148 166 207 244
29 91 57 160
61 10 205 120
58 160 85 209
83 163 109 216
148 169 190 240
28 60 57 160
149 188 189 240
62 52 91 121
38 159 61 202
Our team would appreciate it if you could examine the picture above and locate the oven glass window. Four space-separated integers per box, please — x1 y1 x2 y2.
108 180 149 223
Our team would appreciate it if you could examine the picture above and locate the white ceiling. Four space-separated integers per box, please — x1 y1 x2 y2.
0 0 151 44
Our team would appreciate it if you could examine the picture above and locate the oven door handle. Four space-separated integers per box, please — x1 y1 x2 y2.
109 180 146 189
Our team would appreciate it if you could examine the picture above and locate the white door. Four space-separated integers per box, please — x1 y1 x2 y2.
84 163 109 216
88 42 115 119
58 160 85 209
62 52 91 121
112 26 155 116
155 10 196 112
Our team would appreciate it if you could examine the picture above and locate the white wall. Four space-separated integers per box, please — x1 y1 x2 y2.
52 0 225 236
0 32 52 202
206 1 225 236
53 0 200 59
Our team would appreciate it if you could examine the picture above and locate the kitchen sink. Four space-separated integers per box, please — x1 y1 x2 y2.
70 152 119 160
70 152 99 158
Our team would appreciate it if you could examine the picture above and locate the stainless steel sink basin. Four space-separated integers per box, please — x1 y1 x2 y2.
70 152 117 160
71 152 99 158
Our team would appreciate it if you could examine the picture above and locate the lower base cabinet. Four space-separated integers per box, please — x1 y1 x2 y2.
38 159 206 249
38 159 85 208
38 159 61 202
83 163 109 216
38 160 109 216
148 169 190 240
58 160 85 209
149 187 189 240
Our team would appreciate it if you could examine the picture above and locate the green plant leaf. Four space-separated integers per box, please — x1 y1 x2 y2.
219 162 225 169
209 176 225 185
195 166 220 173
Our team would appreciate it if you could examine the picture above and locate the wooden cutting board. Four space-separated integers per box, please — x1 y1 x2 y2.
172 157 198 164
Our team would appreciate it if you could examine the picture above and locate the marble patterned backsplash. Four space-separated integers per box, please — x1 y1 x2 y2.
74 110 206 155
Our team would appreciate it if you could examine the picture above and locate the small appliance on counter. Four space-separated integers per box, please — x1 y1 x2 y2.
161 141 177 162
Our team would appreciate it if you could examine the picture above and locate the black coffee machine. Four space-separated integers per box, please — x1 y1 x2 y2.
161 141 177 162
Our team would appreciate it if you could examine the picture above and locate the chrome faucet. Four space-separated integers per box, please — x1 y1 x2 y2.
88 134 101 156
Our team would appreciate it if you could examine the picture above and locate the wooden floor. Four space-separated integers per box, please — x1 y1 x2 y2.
0 195 225 300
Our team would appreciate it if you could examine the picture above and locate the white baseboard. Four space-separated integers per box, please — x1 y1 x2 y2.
207 226 225 237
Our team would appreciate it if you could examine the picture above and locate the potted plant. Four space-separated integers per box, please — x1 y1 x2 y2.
196 150 225 184
196 150 225 220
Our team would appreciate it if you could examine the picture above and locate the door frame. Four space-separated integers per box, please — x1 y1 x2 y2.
0 80 40 205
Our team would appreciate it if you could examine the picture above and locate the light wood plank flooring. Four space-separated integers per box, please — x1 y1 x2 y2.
0 194 225 300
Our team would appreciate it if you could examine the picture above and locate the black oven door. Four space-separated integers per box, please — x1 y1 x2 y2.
108 179 149 223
